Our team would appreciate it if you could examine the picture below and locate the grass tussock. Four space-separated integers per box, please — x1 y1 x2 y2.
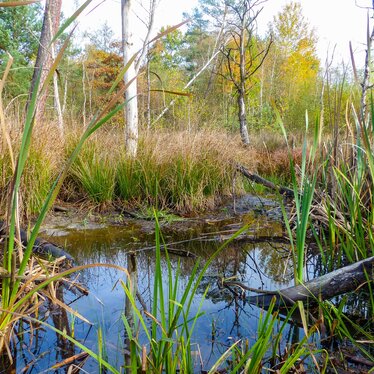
0 122 64 217
71 143 117 205
116 129 252 211
257 147 303 182
2 122 300 216
67 128 253 211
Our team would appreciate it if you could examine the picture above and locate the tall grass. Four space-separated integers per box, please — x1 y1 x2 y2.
0 0 135 357
119 217 312 373
1 124 303 215
71 143 116 204
120 216 242 372
278 112 319 285
277 102 374 367
116 130 242 211
312 103 374 266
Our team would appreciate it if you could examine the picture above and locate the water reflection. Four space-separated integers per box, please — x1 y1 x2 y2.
2 222 298 372
124 253 137 372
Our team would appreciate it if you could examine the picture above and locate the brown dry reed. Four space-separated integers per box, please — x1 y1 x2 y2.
1 121 299 217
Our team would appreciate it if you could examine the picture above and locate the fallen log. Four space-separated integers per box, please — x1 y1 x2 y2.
237 164 294 198
0 220 74 263
231 256 373 308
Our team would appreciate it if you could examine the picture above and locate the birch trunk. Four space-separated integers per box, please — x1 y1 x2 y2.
238 17 249 145
122 0 139 158
238 15 250 146
146 50 151 130
359 22 374 127
238 89 250 145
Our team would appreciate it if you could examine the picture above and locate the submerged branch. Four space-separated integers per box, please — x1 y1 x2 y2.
0 220 74 263
245 256 373 308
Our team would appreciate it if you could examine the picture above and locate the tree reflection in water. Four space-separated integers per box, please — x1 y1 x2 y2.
7 222 369 372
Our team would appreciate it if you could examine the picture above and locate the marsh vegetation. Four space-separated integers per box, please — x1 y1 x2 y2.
0 0 373 372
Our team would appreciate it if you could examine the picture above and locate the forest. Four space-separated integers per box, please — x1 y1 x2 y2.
0 0 373 373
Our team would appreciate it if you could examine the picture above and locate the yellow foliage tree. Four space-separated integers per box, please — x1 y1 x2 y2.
267 2 320 129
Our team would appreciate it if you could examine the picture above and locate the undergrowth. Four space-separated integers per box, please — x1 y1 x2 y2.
1 125 302 216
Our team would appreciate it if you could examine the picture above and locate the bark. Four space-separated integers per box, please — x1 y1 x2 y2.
122 0 139 158
82 61 87 128
29 0 62 124
122 0 156 157
50 20 63 136
244 256 374 308
359 19 374 126
237 164 294 197
238 12 250 146
238 90 250 145
146 50 151 129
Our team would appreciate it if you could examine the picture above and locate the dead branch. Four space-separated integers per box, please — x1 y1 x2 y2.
237 164 294 197
246 256 373 308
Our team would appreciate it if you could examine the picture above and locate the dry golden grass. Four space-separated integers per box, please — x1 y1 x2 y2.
0 120 300 216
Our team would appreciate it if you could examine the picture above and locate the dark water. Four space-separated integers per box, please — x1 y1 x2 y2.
2 208 316 373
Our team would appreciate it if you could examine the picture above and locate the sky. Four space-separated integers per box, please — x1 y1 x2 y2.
64 0 373 66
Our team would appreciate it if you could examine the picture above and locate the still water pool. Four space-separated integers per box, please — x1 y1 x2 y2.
2 203 313 373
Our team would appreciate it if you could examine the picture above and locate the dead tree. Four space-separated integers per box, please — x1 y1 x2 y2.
219 0 272 146
121 0 156 158
224 256 374 309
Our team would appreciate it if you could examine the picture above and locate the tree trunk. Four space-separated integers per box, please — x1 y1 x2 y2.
0 220 73 263
29 0 62 124
50 20 63 136
121 0 139 158
238 16 250 146
237 164 294 197
124 253 138 372
246 256 374 308
360 22 374 126
238 90 250 145
146 50 151 130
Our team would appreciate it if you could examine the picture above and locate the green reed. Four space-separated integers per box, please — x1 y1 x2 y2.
279 111 319 284
0 0 135 353
71 144 116 204
118 215 314 373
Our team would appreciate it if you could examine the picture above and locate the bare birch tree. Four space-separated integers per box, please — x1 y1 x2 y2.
192 0 271 145
359 14 374 126
121 0 156 158
219 0 271 146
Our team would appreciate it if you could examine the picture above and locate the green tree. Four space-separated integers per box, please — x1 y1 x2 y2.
152 28 185 69
0 4 42 100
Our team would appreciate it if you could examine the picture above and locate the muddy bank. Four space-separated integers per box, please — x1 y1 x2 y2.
39 193 287 243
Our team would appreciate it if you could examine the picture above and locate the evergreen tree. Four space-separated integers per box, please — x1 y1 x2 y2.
0 4 42 100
